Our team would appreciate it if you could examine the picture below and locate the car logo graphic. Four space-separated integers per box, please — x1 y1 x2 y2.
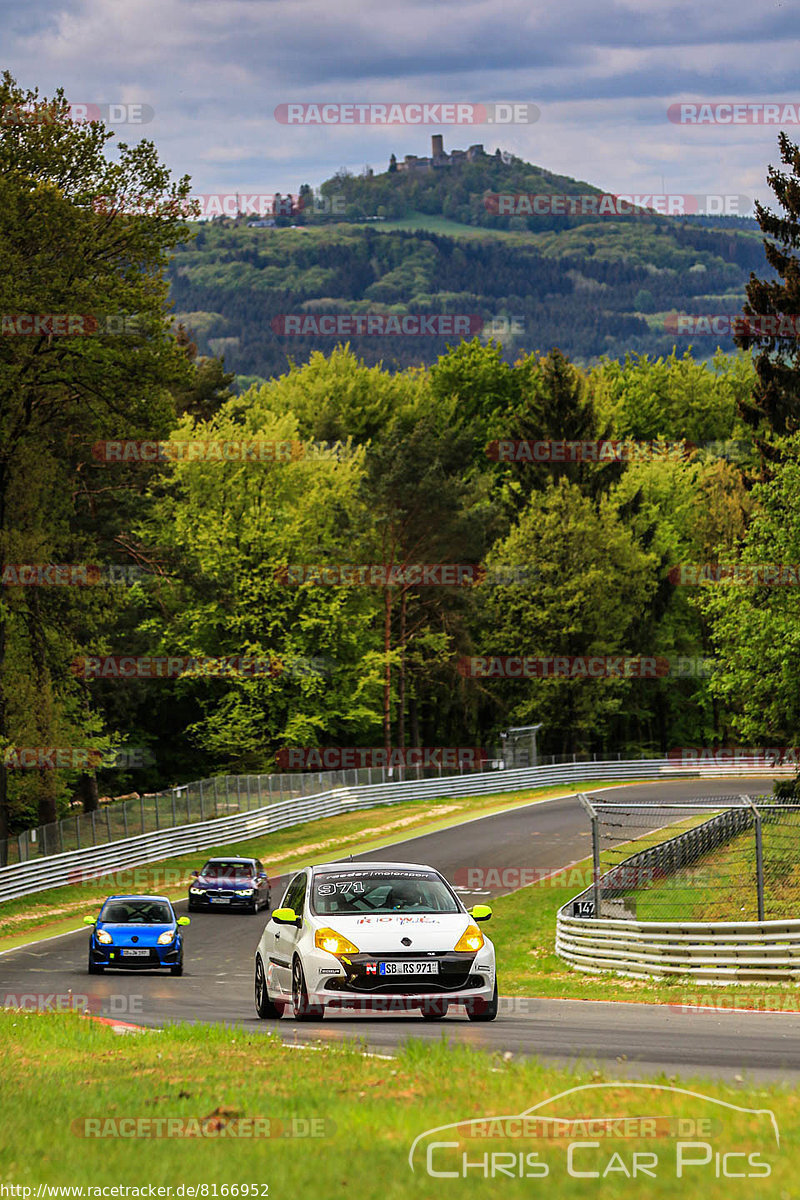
401 937 413 946
365 963 377 974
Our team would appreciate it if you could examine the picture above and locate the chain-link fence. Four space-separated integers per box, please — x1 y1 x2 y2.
0 748 651 867
1 758 507 866
578 794 800 922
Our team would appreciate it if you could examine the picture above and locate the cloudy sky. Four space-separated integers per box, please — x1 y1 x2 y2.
3 0 798 211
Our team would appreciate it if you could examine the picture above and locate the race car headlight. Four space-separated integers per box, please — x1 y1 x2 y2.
95 929 113 945
189 887 205 895
235 888 255 895
315 928 359 955
454 923 484 953
157 930 176 945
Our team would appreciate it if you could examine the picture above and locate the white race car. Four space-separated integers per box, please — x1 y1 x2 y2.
254 860 498 1021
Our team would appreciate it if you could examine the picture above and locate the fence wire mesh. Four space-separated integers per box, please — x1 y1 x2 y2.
0 759 501 866
583 795 800 922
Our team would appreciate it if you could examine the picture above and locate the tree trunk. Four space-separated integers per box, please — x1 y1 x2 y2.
397 590 407 748
409 696 420 749
78 771 100 814
383 586 392 754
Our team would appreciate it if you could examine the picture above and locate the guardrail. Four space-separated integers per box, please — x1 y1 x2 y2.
556 911 800 981
557 792 800 981
1 758 793 905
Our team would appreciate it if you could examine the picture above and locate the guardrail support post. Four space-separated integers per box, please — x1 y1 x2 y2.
578 792 601 917
743 795 765 921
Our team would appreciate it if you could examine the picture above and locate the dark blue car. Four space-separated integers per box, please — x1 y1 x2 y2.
188 856 271 913
85 895 190 975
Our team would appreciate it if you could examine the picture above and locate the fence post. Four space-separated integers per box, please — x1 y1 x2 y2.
578 792 601 917
199 780 205 820
140 794 145 834
743 795 765 921
105 805 112 843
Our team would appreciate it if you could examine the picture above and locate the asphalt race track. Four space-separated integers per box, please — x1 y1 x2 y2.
3 776 799 1083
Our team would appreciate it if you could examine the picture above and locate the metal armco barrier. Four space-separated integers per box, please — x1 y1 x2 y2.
558 793 800 981
0 758 793 905
556 911 800 982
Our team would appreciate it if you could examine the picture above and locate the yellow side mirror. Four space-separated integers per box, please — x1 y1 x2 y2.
272 907 300 926
177 916 191 927
470 904 493 922
83 916 96 926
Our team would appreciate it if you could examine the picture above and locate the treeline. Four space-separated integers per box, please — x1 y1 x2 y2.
170 219 764 376
3 70 800 847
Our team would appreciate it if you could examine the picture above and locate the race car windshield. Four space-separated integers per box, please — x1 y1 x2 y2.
311 872 460 915
200 861 255 880
99 900 174 925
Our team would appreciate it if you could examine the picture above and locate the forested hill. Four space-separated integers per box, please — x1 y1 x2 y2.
169 147 766 381
169 209 766 382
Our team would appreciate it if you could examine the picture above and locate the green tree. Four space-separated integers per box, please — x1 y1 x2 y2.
0 72 193 853
734 134 800 469
477 478 658 754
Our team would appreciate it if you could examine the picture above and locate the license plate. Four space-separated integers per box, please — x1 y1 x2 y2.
378 961 439 975
121 948 150 957
211 897 231 904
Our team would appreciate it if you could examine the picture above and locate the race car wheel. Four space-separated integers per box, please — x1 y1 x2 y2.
466 980 499 1022
88 952 103 975
255 956 285 1019
421 998 449 1020
170 960 184 976
292 958 325 1020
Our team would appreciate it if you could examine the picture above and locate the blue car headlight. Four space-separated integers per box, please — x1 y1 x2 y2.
96 929 113 945
157 930 176 945
235 888 255 896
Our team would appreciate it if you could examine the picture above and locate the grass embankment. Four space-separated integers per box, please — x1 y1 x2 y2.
635 811 800 923
0 780 620 952
0 1011 794 1196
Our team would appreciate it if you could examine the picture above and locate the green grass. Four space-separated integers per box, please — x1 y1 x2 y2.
0 780 625 951
0 1011 794 1196
366 211 504 236
634 811 800 923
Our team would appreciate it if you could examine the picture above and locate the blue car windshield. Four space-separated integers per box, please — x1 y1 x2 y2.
100 901 173 924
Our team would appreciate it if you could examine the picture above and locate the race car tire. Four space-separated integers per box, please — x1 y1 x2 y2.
292 957 325 1020
255 955 285 1019
466 980 499 1022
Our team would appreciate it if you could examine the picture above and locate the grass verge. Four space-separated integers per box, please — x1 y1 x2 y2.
0 1010 793 1196
634 811 800 922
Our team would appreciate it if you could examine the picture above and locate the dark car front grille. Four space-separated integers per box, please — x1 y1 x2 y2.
325 952 479 994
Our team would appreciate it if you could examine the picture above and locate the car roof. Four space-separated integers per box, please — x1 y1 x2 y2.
311 860 439 874
100 895 174 904
201 856 256 862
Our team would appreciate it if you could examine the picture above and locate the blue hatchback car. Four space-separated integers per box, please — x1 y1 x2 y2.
85 895 190 976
